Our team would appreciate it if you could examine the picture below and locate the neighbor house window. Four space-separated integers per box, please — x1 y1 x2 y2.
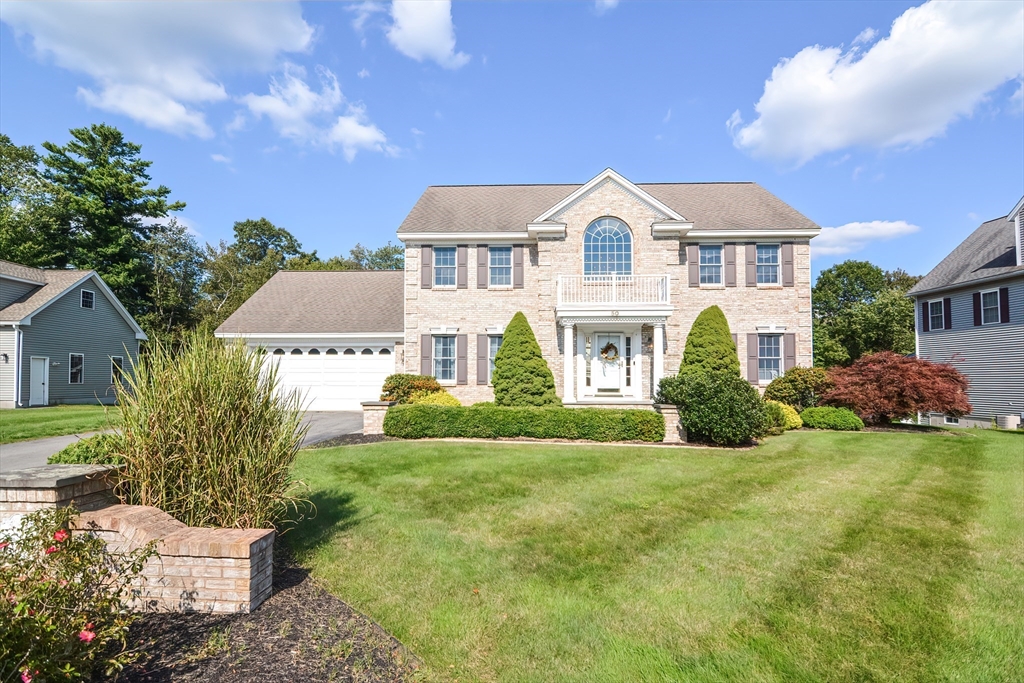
699 245 723 284
929 301 944 330
944 415 960 425
583 218 632 276
756 245 780 284
488 335 502 383
110 356 124 385
69 353 84 384
80 290 95 309
758 334 781 382
433 246 456 286
981 290 999 324
433 335 455 382
489 246 512 286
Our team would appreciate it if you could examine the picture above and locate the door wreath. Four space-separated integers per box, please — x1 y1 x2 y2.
599 342 619 361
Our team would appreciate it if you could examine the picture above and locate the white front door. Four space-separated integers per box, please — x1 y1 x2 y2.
591 333 624 393
29 357 48 406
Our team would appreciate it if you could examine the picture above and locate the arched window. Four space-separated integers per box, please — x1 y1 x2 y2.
583 217 632 276
273 348 285 355
325 348 338 355
344 348 356 355
361 348 373 355
308 348 320 355
378 348 391 355
291 349 303 355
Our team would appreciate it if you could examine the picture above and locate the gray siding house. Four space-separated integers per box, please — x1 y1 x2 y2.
908 197 1024 429
0 260 146 408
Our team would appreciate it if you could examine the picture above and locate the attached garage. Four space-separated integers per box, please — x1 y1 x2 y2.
214 270 404 411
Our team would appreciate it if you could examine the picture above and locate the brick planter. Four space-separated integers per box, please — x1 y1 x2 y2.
362 400 396 435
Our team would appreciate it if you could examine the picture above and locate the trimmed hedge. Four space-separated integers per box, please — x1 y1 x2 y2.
47 434 122 465
383 404 664 442
380 374 443 404
800 406 864 431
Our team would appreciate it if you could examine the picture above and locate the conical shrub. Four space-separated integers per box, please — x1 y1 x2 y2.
492 311 561 406
680 305 740 375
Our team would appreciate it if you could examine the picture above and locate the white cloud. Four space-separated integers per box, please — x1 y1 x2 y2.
210 154 231 164
813 220 920 256
851 27 877 46
348 1 386 34
595 0 620 16
0 1 313 138
358 68 371 79
730 1 1024 165
663 108 672 124
387 0 469 69
241 64 394 161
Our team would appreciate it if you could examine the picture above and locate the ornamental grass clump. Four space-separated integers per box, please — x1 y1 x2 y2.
115 331 307 529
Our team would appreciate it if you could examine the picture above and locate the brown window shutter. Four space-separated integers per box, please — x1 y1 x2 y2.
420 334 432 375
745 244 757 287
921 301 929 332
457 246 468 289
513 245 524 288
420 246 432 289
943 297 952 330
456 334 468 385
477 246 488 288
687 245 699 287
973 292 982 326
999 287 1010 323
782 243 794 287
476 334 488 384
731 333 737 349
746 334 759 384
783 333 796 371
724 244 736 287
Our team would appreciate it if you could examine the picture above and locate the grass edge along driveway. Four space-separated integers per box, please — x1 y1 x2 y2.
0 404 117 444
290 429 1023 683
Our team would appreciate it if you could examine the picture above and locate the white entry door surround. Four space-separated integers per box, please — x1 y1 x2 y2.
29 356 48 406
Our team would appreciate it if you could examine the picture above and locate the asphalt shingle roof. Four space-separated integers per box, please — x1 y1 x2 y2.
215 270 405 335
0 261 93 322
908 216 1023 296
396 182 818 234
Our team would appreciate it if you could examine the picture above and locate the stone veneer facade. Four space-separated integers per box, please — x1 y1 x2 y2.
401 178 813 405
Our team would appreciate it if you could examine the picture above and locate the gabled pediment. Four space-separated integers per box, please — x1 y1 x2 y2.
533 168 686 223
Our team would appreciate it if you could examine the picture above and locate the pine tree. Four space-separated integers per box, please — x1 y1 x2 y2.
492 312 560 407
680 305 740 375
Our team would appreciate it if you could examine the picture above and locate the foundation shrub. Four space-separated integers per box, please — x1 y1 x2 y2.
800 406 865 431
383 404 664 442
380 374 443 404
409 389 462 407
47 434 123 465
765 400 802 433
492 312 561 407
764 366 833 411
680 305 740 375
657 370 769 446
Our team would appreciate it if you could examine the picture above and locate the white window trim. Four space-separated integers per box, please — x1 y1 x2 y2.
698 244 724 286
944 415 960 425
927 299 945 330
487 334 503 386
110 356 124 385
755 243 781 286
80 289 96 309
69 352 84 385
980 288 1000 326
488 246 513 289
757 333 783 385
432 246 457 288
432 334 456 385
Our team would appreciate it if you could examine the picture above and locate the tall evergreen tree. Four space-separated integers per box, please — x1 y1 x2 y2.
0 134 67 267
492 312 560 407
680 305 740 375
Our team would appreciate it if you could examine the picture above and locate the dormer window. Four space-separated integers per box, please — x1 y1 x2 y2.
81 290 95 309
583 218 632 276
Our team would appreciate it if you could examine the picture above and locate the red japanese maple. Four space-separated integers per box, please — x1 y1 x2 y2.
822 351 971 425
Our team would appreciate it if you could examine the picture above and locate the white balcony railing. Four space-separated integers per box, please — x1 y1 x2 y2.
557 274 669 307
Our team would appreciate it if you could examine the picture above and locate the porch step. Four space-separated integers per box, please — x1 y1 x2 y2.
565 399 655 411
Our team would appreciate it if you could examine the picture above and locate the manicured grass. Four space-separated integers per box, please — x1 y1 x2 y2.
0 405 118 443
290 430 1024 683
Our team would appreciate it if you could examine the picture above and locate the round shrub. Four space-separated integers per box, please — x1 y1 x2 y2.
764 366 833 411
380 373 443 404
409 389 462 406
680 305 740 375
763 400 787 435
768 400 802 430
659 370 769 446
800 406 864 431
47 434 122 466
492 312 560 407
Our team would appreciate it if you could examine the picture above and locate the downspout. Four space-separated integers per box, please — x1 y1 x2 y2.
13 323 22 407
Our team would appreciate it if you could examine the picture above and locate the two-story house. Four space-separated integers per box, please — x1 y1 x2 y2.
219 169 820 410
908 197 1024 429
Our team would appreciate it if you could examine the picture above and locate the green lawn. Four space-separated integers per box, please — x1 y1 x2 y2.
0 405 118 443
290 429 1024 683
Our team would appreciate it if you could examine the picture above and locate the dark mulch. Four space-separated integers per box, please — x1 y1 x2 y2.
306 434 399 449
117 545 419 682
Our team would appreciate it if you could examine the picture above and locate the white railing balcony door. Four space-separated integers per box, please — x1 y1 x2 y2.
557 274 669 307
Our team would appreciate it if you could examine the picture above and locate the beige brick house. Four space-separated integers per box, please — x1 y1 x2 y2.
398 169 819 406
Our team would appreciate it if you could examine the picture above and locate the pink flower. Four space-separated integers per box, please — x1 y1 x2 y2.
21 670 36 683
44 546 57 555
79 629 96 643
0 542 9 550
53 529 69 542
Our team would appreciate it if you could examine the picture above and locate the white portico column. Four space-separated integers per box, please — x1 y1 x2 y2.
652 323 665 391
562 321 575 403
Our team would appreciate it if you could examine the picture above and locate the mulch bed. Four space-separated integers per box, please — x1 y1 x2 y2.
117 545 419 682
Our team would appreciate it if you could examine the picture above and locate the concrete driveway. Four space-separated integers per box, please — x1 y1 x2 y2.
0 410 362 472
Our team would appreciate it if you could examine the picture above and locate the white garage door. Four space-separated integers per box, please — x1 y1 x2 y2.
266 345 395 411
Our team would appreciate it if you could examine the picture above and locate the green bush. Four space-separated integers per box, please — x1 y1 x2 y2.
409 389 462 406
680 305 740 375
658 370 768 446
380 374 443 404
383 404 664 442
115 331 307 529
765 400 802 432
0 506 156 682
764 366 833 411
47 434 122 465
800 406 864 431
492 312 561 407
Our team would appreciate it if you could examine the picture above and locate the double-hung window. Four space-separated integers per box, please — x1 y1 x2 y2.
110 356 124 385
758 334 781 382
929 301 944 330
488 335 503 383
699 245 723 284
433 335 456 382
756 245 780 284
433 247 456 287
489 247 512 287
981 290 999 324
69 353 84 384
80 290 95 309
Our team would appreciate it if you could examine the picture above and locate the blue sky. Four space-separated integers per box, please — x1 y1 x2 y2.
2 0 1022 278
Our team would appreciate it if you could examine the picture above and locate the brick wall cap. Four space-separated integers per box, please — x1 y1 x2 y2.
0 464 121 490
361 401 397 407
